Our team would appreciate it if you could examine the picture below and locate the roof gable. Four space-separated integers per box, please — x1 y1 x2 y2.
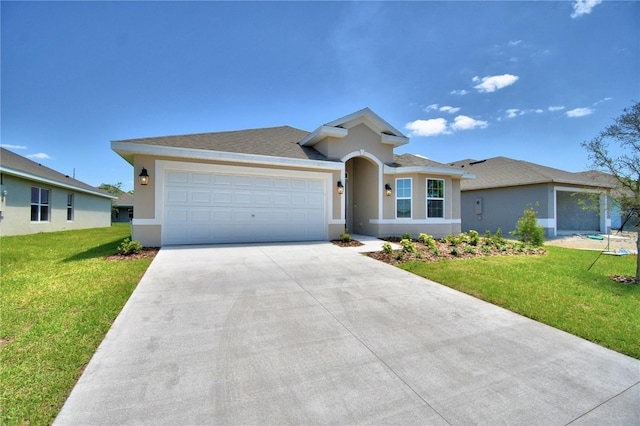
299 107 409 148
0 148 114 199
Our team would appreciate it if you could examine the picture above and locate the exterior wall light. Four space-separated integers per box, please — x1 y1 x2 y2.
337 181 344 194
139 167 150 186
385 183 392 196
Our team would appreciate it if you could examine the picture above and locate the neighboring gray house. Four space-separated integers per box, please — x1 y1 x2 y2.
0 148 115 237
111 191 134 223
449 157 616 237
112 108 470 246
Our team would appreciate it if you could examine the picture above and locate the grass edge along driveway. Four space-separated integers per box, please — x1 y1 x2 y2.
1 224 154 426
400 246 640 360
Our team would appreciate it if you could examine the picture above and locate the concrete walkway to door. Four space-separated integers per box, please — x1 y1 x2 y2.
55 242 640 425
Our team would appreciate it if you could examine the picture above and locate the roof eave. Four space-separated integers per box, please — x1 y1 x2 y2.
111 141 343 170
298 125 349 147
0 166 116 199
384 164 466 177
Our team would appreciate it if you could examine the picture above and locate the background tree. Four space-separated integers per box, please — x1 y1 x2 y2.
582 102 640 282
99 182 124 218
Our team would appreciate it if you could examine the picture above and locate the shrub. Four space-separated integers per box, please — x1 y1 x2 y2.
382 242 394 254
339 230 352 242
418 233 436 249
458 232 470 244
116 238 142 256
465 246 476 254
492 228 507 247
395 252 404 261
401 232 412 241
443 234 459 246
510 207 545 247
431 247 440 257
468 230 480 246
450 247 460 256
400 238 417 253
481 245 491 254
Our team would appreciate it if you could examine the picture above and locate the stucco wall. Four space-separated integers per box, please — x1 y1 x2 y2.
461 184 552 236
315 123 395 163
0 174 112 236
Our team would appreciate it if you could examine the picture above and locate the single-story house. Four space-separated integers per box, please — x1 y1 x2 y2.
0 148 115 237
112 108 471 246
111 191 134 223
449 157 616 237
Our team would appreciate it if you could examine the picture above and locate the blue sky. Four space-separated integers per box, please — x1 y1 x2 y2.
2 1 638 192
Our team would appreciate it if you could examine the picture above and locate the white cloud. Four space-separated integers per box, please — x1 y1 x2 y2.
0 144 28 150
548 106 565 112
425 104 439 111
592 97 613 106
508 40 523 47
571 0 603 18
534 109 544 113
505 109 523 119
566 107 594 118
451 115 488 131
405 118 450 137
450 89 469 96
26 153 52 160
440 106 461 114
473 74 519 93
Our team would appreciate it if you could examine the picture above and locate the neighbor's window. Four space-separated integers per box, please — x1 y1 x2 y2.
31 187 50 222
396 178 412 218
67 193 74 221
427 179 445 218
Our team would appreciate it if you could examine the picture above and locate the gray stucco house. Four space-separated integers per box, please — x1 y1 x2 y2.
111 191 134 223
112 108 472 246
0 148 115 236
449 157 616 237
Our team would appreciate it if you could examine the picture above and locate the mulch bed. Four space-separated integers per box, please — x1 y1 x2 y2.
609 275 640 285
104 247 160 261
367 238 546 266
331 240 364 247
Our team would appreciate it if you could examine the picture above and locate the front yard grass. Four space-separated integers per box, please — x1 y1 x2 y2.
0 224 155 426
400 246 640 359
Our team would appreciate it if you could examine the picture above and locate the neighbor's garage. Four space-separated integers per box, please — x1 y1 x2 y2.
163 169 326 245
556 190 600 233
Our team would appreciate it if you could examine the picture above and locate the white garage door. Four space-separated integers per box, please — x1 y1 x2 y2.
163 169 326 245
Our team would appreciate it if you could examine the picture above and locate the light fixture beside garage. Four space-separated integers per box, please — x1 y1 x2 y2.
337 181 344 194
139 167 150 186
385 183 392 196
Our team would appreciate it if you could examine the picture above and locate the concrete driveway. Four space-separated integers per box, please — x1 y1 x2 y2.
55 242 639 425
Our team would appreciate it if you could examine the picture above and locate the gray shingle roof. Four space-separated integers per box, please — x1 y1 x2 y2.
0 148 113 198
113 126 327 161
391 153 460 169
449 156 615 191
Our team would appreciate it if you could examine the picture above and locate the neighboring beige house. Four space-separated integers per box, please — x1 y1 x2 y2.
0 148 115 237
112 108 471 246
449 157 617 237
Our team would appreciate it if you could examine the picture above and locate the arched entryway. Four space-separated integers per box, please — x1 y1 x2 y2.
343 155 381 236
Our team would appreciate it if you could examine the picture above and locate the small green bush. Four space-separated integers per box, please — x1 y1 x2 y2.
116 238 143 256
481 245 491 254
400 238 417 253
418 233 437 249
510 207 545 247
468 230 480 246
339 230 352 242
395 252 404 261
492 228 507 247
431 247 440 257
382 242 394 254
443 234 459 246
450 247 460 256
465 246 476 254
401 232 412 241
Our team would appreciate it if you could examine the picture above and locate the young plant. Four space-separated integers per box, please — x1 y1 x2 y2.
400 238 417 253
510 206 545 247
468 230 480 246
339 230 352 242
116 238 143 256
401 232 412 241
418 233 436 249
382 242 394 254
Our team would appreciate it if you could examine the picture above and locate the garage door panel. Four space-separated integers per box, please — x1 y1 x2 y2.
163 169 326 245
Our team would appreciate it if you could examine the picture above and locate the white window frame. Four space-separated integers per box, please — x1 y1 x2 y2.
426 178 445 218
67 193 74 221
395 177 412 219
31 186 50 222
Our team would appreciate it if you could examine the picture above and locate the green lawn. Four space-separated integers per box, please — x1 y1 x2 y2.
400 246 640 359
0 224 154 426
